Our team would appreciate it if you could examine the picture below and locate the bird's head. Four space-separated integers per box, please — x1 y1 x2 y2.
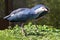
31 4 49 14
35 6 48 13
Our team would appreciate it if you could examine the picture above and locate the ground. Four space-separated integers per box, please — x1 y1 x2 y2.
0 23 60 40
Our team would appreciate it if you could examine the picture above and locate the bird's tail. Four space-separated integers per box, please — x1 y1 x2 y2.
3 15 10 20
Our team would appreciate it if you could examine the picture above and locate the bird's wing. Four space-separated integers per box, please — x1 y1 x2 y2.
10 8 29 15
9 8 30 17
5 8 31 22
3 8 30 20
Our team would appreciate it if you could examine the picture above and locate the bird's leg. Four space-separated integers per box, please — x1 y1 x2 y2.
20 23 26 36
33 20 38 32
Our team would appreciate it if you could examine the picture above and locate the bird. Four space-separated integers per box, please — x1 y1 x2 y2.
4 4 49 35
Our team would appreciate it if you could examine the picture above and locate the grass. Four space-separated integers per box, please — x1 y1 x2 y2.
0 23 60 40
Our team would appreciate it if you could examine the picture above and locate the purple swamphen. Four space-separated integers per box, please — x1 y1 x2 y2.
4 4 49 35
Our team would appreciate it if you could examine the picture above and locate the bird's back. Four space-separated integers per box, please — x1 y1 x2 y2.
4 8 31 22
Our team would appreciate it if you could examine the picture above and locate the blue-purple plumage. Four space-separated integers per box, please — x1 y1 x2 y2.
4 4 49 22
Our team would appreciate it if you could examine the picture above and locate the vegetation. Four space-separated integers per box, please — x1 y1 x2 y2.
0 0 60 40
0 0 60 27
0 23 60 40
